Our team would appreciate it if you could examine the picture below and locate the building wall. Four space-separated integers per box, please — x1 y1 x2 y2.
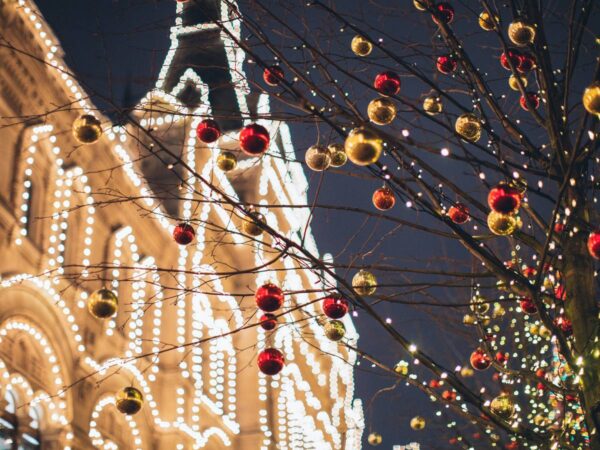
0 1 363 449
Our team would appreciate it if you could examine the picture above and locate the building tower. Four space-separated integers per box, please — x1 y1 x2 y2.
0 0 363 449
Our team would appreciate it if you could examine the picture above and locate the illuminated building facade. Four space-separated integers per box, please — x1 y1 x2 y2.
0 0 363 448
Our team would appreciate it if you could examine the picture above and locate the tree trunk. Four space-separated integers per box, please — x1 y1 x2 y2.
563 190 600 449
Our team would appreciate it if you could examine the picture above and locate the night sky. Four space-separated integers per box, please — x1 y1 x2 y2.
30 0 595 448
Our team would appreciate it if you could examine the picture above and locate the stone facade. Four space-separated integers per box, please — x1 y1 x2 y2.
0 0 363 449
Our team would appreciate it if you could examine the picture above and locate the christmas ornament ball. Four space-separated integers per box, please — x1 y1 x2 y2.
455 113 482 142
436 55 457 74
239 123 270 156
583 82 600 116
488 183 521 214
448 203 469 224
374 71 401 96
116 387 143 415
372 187 396 211
487 211 517 236
508 20 536 46
327 143 348 167
88 288 118 319
470 295 490 315
442 390 457 401
259 313 278 331
367 432 382 446
72 114 102 144
305 145 332 171
587 231 600 259
410 416 426 430
490 393 515 420
519 297 537 314
351 35 373 57
263 65 284 86
257 348 284 376
520 92 540 111
508 74 528 91
322 295 349 319
216 151 238 172
413 0 426 11
196 119 221 143
173 223 195 245
432 2 454 24
367 97 397 125
324 320 346 341
352 270 377 296
517 53 536 74
423 96 443 115
344 127 383 166
478 11 498 31
255 283 284 312
470 348 492 371
500 49 521 70
241 212 266 237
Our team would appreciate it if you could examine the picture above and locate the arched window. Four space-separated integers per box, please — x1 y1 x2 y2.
18 406 41 450
0 390 18 450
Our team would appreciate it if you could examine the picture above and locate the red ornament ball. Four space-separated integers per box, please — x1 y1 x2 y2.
488 183 521 214
259 313 278 331
257 348 284 375
432 2 454 24
448 203 469 224
196 119 221 143
372 187 396 211
437 55 457 74
523 266 536 278
374 71 401 96
173 223 195 245
470 348 492 371
519 297 537 314
535 368 545 378
554 223 565 233
495 352 509 364
520 92 540 111
587 231 600 259
429 379 440 388
517 53 536 74
239 124 270 156
255 283 284 312
554 316 572 336
442 390 457 401
263 66 284 86
500 49 521 70
322 295 349 319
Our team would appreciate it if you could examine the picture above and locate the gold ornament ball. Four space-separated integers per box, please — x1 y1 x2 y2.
508 20 536 47
478 11 498 31
413 0 426 11
487 211 517 236
344 127 383 166
533 414 549 427
367 97 397 126
72 114 102 144
492 303 506 318
324 319 346 341
216 151 238 172
367 432 382 446
327 143 347 168
410 416 426 430
423 96 443 115
462 314 476 325
455 113 482 142
242 213 265 237
460 367 474 377
470 295 490 314
394 361 409 376
352 269 377 296
305 145 331 172
116 387 144 415
508 74 528 91
88 288 118 319
583 82 600 116
539 325 551 339
351 35 373 57
490 393 515 420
